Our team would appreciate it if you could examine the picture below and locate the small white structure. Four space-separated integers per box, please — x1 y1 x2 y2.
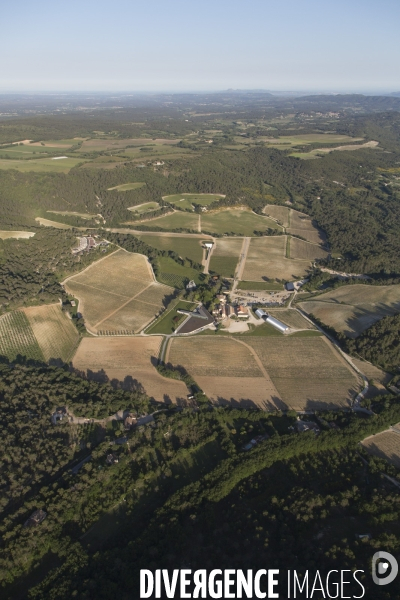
255 309 266 319
204 242 213 249
186 280 197 290
266 315 289 333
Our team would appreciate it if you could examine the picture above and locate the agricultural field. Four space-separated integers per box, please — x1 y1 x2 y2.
157 256 203 289
263 133 363 148
0 157 85 173
72 336 187 404
127 202 159 214
362 428 400 469
237 281 284 291
209 238 243 277
0 231 35 239
167 336 283 409
77 137 179 153
137 211 199 231
245 336 360 411
163 193 225 211
136 234 204 263
291 140 379 160
266 309 316 330
64 249 173 333
263 205 290 227
108 182 146 192
352 358 390 398
242 236 310 281
47 210 98 220
35 217 76 229
23 304 79 362
0 311 44 362
289 238 329 260
201 208 281 236
299 284 400 338
287 210 326 245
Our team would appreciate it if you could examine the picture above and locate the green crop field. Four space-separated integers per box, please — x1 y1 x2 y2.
157 256 203 289
138 211 199 231
127 202 160 214
209 238 243 277
0 311 44 362
0 157 85 173
237 281 284 290
136 234 204 263
163 193 225 210
47 210 98 220
108 182 146 191
201 208 281 236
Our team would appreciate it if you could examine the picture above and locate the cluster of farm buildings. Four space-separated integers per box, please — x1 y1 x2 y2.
212 294 249 320
72 236 109 255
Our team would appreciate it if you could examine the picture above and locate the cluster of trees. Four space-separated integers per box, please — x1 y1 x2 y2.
7 397 400 599
0 229 114 312
347 314 400 372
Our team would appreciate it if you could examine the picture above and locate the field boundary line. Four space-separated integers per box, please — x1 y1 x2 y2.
230 337 280 391
64 280 132 299
133 297 166 308
93 283 154 329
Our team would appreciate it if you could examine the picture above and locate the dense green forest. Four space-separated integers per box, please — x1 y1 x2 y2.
347 314 400 372
0 362 399 599
0 229 115 312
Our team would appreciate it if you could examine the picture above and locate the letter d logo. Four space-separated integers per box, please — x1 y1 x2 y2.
372 551 398 586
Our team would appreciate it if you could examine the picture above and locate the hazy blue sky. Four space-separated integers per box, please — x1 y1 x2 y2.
2 0 399 92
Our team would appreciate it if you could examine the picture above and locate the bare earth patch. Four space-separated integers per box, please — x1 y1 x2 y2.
72 337 187 404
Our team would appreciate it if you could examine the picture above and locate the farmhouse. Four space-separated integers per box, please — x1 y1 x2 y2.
124 413 138 429
286 282 295 291
186 280 197 291
236 305 249 318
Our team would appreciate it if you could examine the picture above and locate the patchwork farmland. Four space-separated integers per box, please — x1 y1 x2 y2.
245 336 360 410
242 236 311 281
167 335 360 411
201 208 281 236
167 336 283 410
289 238 329 260
299 284 400 338
209 238 243 277
64 249 174 334
72 337 187 404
